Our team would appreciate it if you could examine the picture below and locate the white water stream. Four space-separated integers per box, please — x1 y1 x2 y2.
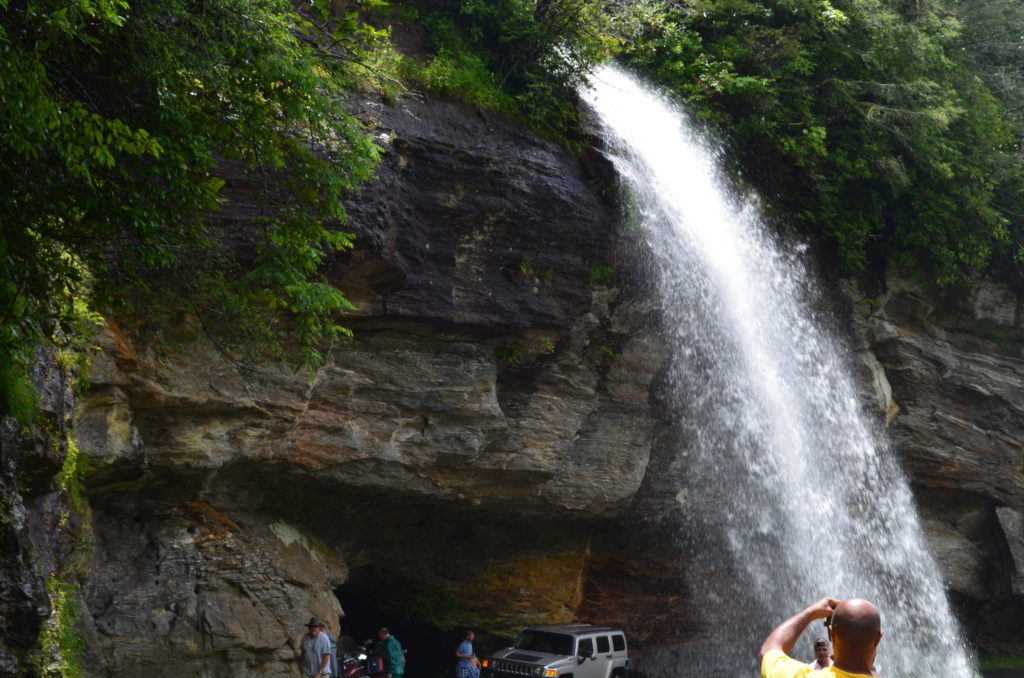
581 64 977 677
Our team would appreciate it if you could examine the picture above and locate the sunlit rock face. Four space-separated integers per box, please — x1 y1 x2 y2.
71 93 667 676
849 276 1024 654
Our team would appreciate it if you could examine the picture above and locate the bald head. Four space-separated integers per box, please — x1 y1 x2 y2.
833 598 880 640
830 598 882 671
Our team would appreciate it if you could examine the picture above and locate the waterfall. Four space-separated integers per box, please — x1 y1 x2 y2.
580 64 977 677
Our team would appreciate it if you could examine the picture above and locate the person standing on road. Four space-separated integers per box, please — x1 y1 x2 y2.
455 630 477 678
378 626 406 678
301 618 333 678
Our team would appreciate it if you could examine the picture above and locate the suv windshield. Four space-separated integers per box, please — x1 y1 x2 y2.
512 631 574 656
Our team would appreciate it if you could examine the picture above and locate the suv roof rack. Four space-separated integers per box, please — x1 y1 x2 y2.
524 624 618 635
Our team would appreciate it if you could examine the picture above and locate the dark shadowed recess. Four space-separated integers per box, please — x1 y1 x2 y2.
335 581 477 678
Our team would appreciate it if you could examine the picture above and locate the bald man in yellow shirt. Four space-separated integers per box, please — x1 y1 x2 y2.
760 597 882 678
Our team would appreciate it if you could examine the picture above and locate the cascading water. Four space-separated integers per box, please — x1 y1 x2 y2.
581 64 978 677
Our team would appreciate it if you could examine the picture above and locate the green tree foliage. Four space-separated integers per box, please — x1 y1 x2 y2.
451 0 618 131
955 0 1024 135
952 0 1024 282
0 0 384 418
622 0 1022 288
386 0 628 135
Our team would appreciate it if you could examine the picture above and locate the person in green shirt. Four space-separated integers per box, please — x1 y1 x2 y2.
377 627 406 678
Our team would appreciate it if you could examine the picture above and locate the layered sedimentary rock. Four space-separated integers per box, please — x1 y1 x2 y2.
69 93 664 676
5 90 1020 676
847 278 1024 653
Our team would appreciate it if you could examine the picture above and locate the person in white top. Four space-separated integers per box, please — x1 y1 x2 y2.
808 637 833 670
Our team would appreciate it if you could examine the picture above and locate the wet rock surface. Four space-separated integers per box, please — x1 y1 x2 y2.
848 277 1024 653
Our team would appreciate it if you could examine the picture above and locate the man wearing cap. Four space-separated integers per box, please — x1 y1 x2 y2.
301 618 333 677
760 597 883 677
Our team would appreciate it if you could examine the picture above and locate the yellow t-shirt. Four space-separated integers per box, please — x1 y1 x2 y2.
761 650 877 678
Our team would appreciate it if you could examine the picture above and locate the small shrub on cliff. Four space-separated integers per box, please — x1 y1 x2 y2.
57 439 91 515
588 264 616 286
0 347 38 426
419 46 515 112
39 575 85 678
981 654 1024 670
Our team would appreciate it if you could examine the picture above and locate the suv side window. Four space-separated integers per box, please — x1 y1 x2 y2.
596 636 610 654
577 638 594 658
612 635 625 652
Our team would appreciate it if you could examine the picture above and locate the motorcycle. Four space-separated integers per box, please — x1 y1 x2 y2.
341 639 385 678
340 648 367 678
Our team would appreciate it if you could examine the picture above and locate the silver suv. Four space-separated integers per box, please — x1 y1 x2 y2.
482 624 629 678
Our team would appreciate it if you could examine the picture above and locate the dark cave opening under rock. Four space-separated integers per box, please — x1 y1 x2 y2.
336 578 479 678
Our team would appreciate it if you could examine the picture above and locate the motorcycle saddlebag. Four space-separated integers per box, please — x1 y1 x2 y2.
367 655 386 674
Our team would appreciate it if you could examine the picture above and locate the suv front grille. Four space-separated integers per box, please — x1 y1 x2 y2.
491 660 536 676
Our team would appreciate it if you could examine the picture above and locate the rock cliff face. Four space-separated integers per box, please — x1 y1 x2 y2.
0 349 81 675
847 278 1024 653
69 93 667 676
6 91 1022 676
